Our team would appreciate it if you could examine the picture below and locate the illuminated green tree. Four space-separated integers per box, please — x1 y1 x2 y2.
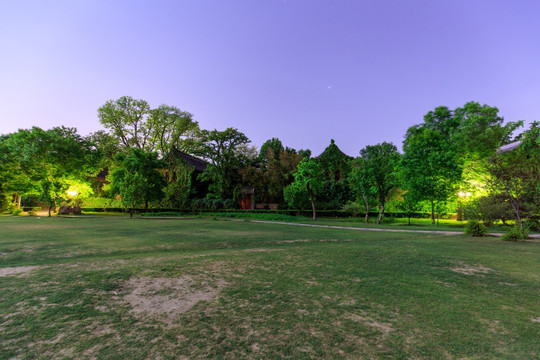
402 127 461 224
1 127 98 216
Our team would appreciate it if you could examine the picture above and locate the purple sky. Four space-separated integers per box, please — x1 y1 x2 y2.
1 0 539 156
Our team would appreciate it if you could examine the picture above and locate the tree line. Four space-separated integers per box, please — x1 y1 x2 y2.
1 96 538 232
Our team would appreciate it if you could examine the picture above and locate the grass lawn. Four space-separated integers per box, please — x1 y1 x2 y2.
1 216 539 359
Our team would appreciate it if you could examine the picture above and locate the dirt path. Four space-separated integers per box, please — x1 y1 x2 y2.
246 220 540 238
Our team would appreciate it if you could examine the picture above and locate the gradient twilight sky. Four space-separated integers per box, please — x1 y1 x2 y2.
1 0 539 156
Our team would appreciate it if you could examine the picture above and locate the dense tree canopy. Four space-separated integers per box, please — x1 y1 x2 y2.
98 96 198 156
1 97 535 228
193 128 251 199
485 122 540 228
0 127 98 215
286 158 324 220
402 127 461 224
109 149 166 217
356 142 401 224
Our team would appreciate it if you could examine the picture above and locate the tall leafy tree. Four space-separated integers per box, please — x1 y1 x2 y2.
110 149 166 217
486 121 540 228
244 140 302 204
401 127 461 224
356 142 401 224
1 127 98 216
288 158 324 220
193 128 251 199
401 101 520 223
349 157 375 223
98 96 198 156
259 137 284 165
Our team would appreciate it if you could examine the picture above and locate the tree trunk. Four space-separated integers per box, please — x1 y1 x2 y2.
377 203 385 225
362 194 370 223
431 200 435 225
307 184 317 221
48 205 52 217
17 194 21 208
509 197 523 229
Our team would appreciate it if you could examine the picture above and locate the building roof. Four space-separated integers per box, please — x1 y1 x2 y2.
496 141 522 154
169 148 208 172
317 139 352 160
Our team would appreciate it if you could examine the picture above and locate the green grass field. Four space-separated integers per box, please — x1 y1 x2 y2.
1 216 539 359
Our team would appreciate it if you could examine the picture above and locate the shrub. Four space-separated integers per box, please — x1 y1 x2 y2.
467 195 514 225
341 201 364 217
191 198 236 210
27 207 42 216
0 193 11 212
11 208 23 216
502 225 529 241
464 220 488 237
523 219 540 232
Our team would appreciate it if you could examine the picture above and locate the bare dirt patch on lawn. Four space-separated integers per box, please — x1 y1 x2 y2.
122 275 226 324
0 266 42 277
243 248 284 253
343 312 394 339
449 262 493 276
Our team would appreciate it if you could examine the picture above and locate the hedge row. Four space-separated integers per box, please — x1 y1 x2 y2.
81 207 455 219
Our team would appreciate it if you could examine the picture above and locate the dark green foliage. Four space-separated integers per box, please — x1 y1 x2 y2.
464 220 488 237
98 96 198 156
523 219 540 232
193 128 251 199
258 137 284 164
402 126 461 224
355 142 401 224
0 127 99 216
161 159 196 210
190 198 236 210
244 146 302 204
283 183 311 210
486 124 540 228
317 139 352 181
452 102 521 160
394 190 423 226
468 194 514 225
110 149 166 217
341 201 363 217
286 158 324 220
502 225 529 241
401 102 522 225
297 148 312 159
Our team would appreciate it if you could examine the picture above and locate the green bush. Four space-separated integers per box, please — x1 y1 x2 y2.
523 219 540 232
502 225 529 241
27 207 41 216
464 220 488 237
341 201 364 217
470 195 514 226
11 208 23 216
191 198 236 210
0 193 11 212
